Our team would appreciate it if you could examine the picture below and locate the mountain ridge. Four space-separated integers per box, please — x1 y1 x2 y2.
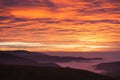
0 50 102 63
0 50 60 67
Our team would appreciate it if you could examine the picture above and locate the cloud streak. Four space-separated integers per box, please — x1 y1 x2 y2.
0 0 120 52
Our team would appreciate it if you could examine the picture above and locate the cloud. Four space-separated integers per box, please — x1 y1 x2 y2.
0 0 55 8
0 0 120 52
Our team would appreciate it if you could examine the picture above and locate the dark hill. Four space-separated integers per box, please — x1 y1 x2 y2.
94 62 120 79
0 52 37 65
0 64 116 80
0 51 60 67
0 50 102 63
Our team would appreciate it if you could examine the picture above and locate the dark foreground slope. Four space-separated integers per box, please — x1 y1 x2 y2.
0 64 116 80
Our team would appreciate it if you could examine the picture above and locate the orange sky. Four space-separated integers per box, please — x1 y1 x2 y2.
0 0 120 52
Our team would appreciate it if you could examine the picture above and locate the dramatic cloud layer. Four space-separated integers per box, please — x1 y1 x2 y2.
0 0 120 51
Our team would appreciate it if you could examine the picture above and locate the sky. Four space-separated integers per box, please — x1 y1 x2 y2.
0 0 120 52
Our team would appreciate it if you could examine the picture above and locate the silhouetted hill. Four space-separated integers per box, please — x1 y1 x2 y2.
0 64 116 80
0 52 37 65
0 50 102 63
0 51 60 67
94 62 120 79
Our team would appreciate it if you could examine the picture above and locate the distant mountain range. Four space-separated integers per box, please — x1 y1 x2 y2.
0 50 60 67
0 50 102 63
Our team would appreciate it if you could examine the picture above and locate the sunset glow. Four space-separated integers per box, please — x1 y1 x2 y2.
0 0 120 52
